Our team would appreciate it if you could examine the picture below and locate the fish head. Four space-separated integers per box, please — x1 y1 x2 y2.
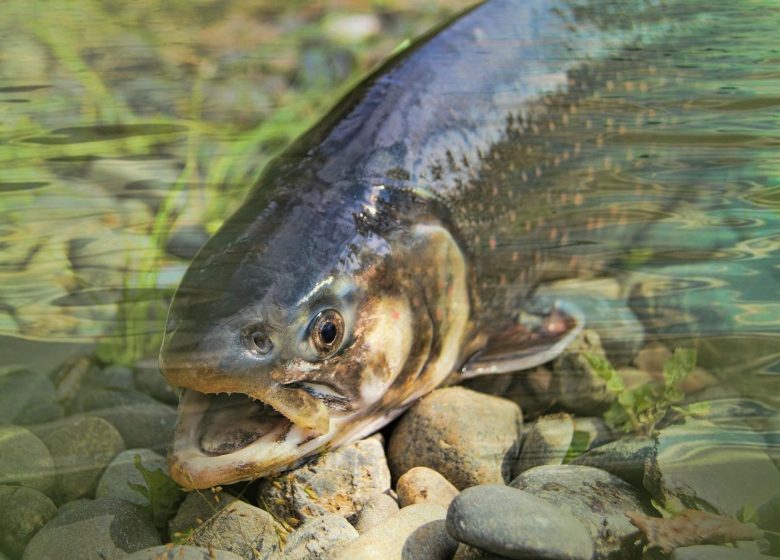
160 185 471 488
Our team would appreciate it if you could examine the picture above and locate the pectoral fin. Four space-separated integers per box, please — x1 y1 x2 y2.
461 299 584 378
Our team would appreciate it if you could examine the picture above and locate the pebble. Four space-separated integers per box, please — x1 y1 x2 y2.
446 484 593 560
95 448 183 528
133 358 179 405
573 416 615 451
670 545 777 560
387 387 522 490
397 466 460 509
256 435 391 523
552 329 615 416
462 366 557 420
511 464 654 559
126 545 243 560
0 369 62 425
0 485 58 558
0 425 56 496
84 364 135 391
333 503 456 560
89 402 177 454
645 419 780 516
452 544 512 559
72 387 161 414
168 488 238 539
39 415 126 502
190 500 280 560
281 513 359 559
22 497 160 560
513 413 574 475
353 492 400 534
571 436 654 488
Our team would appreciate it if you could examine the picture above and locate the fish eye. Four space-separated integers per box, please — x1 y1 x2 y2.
310 309 344 356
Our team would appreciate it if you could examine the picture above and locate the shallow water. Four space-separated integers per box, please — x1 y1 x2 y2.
0 0 779 555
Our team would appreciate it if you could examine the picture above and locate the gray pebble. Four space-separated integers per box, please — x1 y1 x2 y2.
282 513 358 559
514 413 574 476
0 485 57 558
257 436 391 523
168 489 238 539
127 545 243 560
190 500 280 560
0 370 62 425
511 465 653 559
133 358 179 405
461 367 557 420
89 402 176 454
39 416 125 502
670 545 776 560
645 419 780 516
96 448 183 528
453 544 513 559
22 497 160 560
552 329 615 416
333 503 456 560
84 365 135 391
388 387 522 490
0 425 56 497
72 387 161 414
396 466 459 510
353 492 399 534
447 484 593 560
571 436 654 488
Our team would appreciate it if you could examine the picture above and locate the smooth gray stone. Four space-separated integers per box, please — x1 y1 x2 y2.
571 436 654 488
133 358 179 405
552 329 615 416
447 484 593 560
168 489 238 539
95 448 183 528
671 545 776 560
257 436 391 523
0 425 56 497
88 402 176 454
645 419 780 516
453 544 512 559
126 545 243 560
388 387 522 490
282 514 358 559
354 492 400 534
511 465 653 559
333 503 455 560
0 370 62 425
22 498 160 560
39 416 125 502
190 500 280 560
0 485 57 558
514 413 574 476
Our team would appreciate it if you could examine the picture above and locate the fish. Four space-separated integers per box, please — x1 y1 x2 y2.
160 0 699 488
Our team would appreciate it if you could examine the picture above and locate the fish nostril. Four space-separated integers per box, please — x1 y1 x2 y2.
249 331 274 356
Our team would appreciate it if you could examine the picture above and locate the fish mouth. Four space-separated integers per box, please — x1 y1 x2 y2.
169 384 349 489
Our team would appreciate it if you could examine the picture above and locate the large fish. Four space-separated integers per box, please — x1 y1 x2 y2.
160 0 695 488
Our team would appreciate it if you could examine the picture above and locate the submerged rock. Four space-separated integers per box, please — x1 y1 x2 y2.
22 498 160 560
553 329 615 416
0 425 56 497
256 435 391 523
190 500 280 560
0 370 62 425
511 464 653 559
446 484 593 560
281 513 358 559
126 545 243 560
38 416 125 502
387 387 522 490
645 419 780 517
333 503 456 560
0 485 57 558
88 402 176 454
571 436 655 488
168 489 238 539
513 413 574 475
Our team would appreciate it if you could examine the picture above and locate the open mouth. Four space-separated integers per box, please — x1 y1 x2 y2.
198 393 292 455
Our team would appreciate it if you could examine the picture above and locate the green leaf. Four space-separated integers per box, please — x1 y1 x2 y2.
129 454 183 530
564 430 592 464
663 347 697 387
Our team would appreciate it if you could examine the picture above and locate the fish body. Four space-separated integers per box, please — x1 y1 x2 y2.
161 0 688 488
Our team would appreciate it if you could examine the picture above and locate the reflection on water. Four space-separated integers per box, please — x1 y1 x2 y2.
0 0 779 554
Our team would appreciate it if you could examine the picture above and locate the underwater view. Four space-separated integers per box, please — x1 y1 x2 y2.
1 0 779 558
